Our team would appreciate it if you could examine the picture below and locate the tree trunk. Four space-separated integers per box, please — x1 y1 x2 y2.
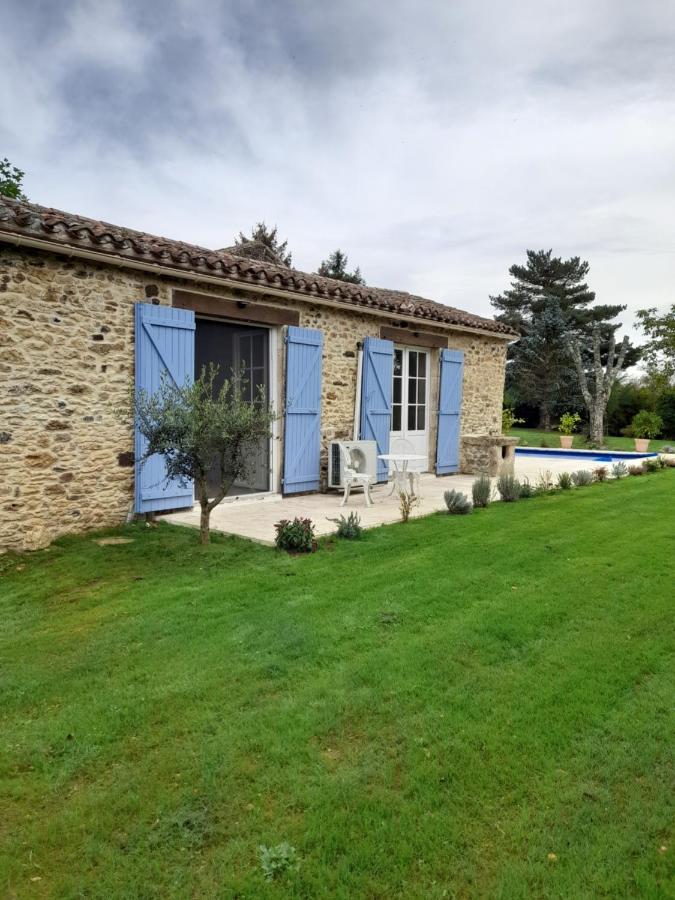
199 499 210 545
538 405 551 431
589 407 604 445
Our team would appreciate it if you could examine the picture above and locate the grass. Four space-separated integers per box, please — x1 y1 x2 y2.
511 426 673 452
1 474 674 898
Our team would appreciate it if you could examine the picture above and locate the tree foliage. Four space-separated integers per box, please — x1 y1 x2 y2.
0 157 28 200
133 365 275 544
505 300 579 428
492 249 636 429
636 304 675 384
235 222 292 266
317 249 365 285
607 378 675 440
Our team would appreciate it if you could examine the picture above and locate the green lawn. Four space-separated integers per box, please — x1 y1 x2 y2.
510 427 672 453
1 475 674 898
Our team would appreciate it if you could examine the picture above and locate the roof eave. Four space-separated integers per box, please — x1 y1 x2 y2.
0 229 517 341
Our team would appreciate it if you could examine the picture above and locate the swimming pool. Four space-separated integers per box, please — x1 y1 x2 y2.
516 448 658 464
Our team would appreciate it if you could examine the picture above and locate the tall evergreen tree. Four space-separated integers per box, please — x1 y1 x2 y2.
505 300 578 424
234 222 292 266
316 249 365 285
491 249 631 429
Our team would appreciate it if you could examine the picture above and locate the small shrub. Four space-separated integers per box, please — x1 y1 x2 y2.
519 478 534 498
571 470 593 486
556 411 581 436
537 469 554 492
627 410 663 439
502 407 524 432
327 511 363 539
642 458 661 473
661 445 675 453
398 488 418 522
628 465 644 476
259 843 299 881
593 466 609 482
539 438 550 448
444 489 472 514
557 471 573 490
274 517 315 552
472 473 493 508
497 473 521 502
582 436 605 450
611 462 628 479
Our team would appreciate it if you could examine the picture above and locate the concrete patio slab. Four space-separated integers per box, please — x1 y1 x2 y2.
161 452 595 545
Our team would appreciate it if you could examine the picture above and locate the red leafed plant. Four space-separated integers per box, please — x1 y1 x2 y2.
274 517 316 553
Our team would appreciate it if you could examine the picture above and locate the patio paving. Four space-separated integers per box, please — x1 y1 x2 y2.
161 452 592 545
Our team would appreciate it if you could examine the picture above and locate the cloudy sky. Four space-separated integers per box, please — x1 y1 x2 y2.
2 0 674 341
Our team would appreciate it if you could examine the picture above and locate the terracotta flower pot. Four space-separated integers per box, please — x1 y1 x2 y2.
560 435 574 449
634 438 650 452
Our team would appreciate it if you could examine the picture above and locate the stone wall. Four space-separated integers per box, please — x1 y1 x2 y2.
0 246 507 551
1 248 149 552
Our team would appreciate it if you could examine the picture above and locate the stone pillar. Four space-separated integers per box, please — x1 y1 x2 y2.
460 435 520 476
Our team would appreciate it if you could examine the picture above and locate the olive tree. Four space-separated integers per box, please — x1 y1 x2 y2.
133 365 275 544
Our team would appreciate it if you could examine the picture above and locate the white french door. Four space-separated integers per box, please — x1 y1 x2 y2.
390 346 429 472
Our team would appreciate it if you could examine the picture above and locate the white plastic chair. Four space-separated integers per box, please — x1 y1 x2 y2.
389 437 421 498
340 444 373 507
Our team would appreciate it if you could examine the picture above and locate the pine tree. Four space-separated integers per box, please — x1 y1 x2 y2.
506 300 578 425
234 222 292 266
317 249 365 285
491 249 632 429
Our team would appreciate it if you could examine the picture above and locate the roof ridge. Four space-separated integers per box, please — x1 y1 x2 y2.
0 196 517 337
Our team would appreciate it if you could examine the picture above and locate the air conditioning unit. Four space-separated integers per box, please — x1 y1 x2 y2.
328 440 378 489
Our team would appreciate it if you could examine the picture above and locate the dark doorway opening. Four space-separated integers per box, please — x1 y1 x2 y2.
195 318 270 497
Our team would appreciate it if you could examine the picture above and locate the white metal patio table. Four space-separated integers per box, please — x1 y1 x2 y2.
377 453 427 498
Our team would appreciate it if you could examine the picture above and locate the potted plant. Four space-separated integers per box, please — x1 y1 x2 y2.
628 410 663 452
556 411 581 449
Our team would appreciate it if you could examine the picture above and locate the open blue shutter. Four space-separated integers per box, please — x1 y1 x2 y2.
135 303 195 513
359 337 394 482
436 349 464 474
283 326 323 494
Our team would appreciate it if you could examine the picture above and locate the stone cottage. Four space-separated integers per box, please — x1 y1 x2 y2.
0 197 516 551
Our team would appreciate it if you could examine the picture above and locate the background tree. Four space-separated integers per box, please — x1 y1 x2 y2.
491 249 636 429
636 304 675 384
506 300 578 425
133 365 275 544
0 157 28 200
234 222 292 266
317 249 365 285
569 328 629 444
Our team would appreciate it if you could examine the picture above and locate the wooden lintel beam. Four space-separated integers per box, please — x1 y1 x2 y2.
380 325 447 349
173 289 300 327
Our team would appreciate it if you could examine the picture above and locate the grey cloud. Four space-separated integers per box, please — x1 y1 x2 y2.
2 0 674 346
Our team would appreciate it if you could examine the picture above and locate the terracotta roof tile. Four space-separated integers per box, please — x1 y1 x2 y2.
0 197 516 337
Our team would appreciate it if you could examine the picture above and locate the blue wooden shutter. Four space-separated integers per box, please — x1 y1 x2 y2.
134 302 195 513
436 349 464 474
283 326 323 494
359 337 394 482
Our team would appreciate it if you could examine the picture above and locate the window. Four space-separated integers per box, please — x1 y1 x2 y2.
237 331 268 403
392 348 403 431
391 348 427 434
